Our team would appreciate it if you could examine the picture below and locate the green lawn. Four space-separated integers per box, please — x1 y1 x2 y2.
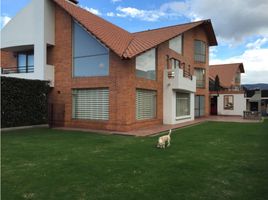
2 120 268 200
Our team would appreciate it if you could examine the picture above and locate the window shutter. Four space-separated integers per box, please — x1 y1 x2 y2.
72 89 109 120
136 89 156 120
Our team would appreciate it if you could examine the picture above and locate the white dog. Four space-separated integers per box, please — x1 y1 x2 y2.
157 129 172 148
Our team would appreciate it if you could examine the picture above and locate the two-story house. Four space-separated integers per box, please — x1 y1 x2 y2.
209 63 246 116
0 0 217 131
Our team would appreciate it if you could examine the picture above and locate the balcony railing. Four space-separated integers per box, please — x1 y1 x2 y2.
1 66 34 74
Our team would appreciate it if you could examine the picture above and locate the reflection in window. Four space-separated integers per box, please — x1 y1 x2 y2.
18 51 34 73
194 68 205 88
176 92 190 117
169 35 182 54
136 48 156 80
194 40 206 62
73 21 109 77
224 95 234 110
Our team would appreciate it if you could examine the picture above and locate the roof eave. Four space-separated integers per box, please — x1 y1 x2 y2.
202 19 218 46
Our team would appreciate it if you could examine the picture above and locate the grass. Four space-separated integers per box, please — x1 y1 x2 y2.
2 120 268 200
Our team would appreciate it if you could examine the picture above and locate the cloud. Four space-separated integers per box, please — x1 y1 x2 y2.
246 37 268 49
1 15 11 28
107 12 115 17
81 6 102 16
210 47 268 84
115 6 165 21
189 0 268 41
111 0 122 2
114 2 190 22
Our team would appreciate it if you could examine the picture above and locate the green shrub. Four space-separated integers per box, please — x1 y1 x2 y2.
1 77 50 128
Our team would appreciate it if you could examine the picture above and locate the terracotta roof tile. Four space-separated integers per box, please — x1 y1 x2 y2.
53 0 217 58
209 63 245 88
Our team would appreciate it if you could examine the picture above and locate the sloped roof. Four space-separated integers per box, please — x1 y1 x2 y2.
53 0 217 58
209 63 245 88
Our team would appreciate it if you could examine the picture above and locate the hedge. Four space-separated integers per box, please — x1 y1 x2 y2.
1 76 50 128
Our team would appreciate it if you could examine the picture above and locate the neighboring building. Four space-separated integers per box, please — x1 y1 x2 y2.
209 63 246 116
0 0 217 131
244 88 268 116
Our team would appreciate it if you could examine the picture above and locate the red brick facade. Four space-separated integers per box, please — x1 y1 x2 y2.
47 5 211 131
1 4 211 131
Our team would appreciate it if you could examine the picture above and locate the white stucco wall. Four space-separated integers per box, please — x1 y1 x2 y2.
163 68 196 124
217 93 246 116
0 0 55 85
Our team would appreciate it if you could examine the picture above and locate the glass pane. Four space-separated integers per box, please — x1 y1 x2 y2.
18 54 26 73
28 54 34 72
136 89 156 120
74 54 109 77
73 22 108 57
176 92 190 117
136 48 156 80
169 35 182 54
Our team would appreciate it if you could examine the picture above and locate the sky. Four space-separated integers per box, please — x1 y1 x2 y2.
1 0 268 84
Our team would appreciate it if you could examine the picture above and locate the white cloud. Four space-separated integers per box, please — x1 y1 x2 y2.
81 6 102 16
107 12 115 17
189 0 268 41
114 2 190 22
246 37 268 49
210 48 268 84
1 15 11 28
111 0 122 2
115 6 166 22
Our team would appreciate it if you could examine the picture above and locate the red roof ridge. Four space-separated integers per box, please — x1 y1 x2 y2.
132 19 210 34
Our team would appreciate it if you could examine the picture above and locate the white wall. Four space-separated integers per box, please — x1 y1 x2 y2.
163 68 196 124
217 93 246 116
0 0 55 85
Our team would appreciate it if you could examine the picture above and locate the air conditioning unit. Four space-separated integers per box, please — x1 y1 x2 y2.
168 70 175 78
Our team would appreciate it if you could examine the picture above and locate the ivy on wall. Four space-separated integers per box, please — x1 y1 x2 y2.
1 76 50 128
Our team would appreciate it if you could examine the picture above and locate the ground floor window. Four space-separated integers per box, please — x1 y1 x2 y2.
195 95 205 117
72 88 109 120
176 92 190 117
136 89 156 120
224 95 234 110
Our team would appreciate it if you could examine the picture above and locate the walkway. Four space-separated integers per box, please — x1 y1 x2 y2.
57 116 261 137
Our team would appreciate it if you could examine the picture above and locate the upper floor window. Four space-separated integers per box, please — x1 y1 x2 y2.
18 51 34 73
235 72 240 84
169 35 182 54
194 40 206 62
136 48 156 80
73 21 109 77
194 68 205 88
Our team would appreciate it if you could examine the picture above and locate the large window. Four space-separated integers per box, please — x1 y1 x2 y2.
235 72 240 84
194 40 206 62
169 35 182 54
224 95 234 110
176 92 190 117
195 95 205 117
136 48 156 80
17 51 34 73
136 89 156 120
72 89 109 120
194 68 205 88
73 22 109 77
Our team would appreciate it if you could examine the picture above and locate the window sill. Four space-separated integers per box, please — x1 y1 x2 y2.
176 115 191 120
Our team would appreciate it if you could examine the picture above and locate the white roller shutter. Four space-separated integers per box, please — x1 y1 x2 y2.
72 88 109 120
136 89 156 120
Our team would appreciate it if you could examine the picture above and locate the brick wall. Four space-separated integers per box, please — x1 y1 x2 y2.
50 5 211 131
0 50 17 69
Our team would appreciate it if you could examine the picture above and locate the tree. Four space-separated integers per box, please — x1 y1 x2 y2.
214 75 220 92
